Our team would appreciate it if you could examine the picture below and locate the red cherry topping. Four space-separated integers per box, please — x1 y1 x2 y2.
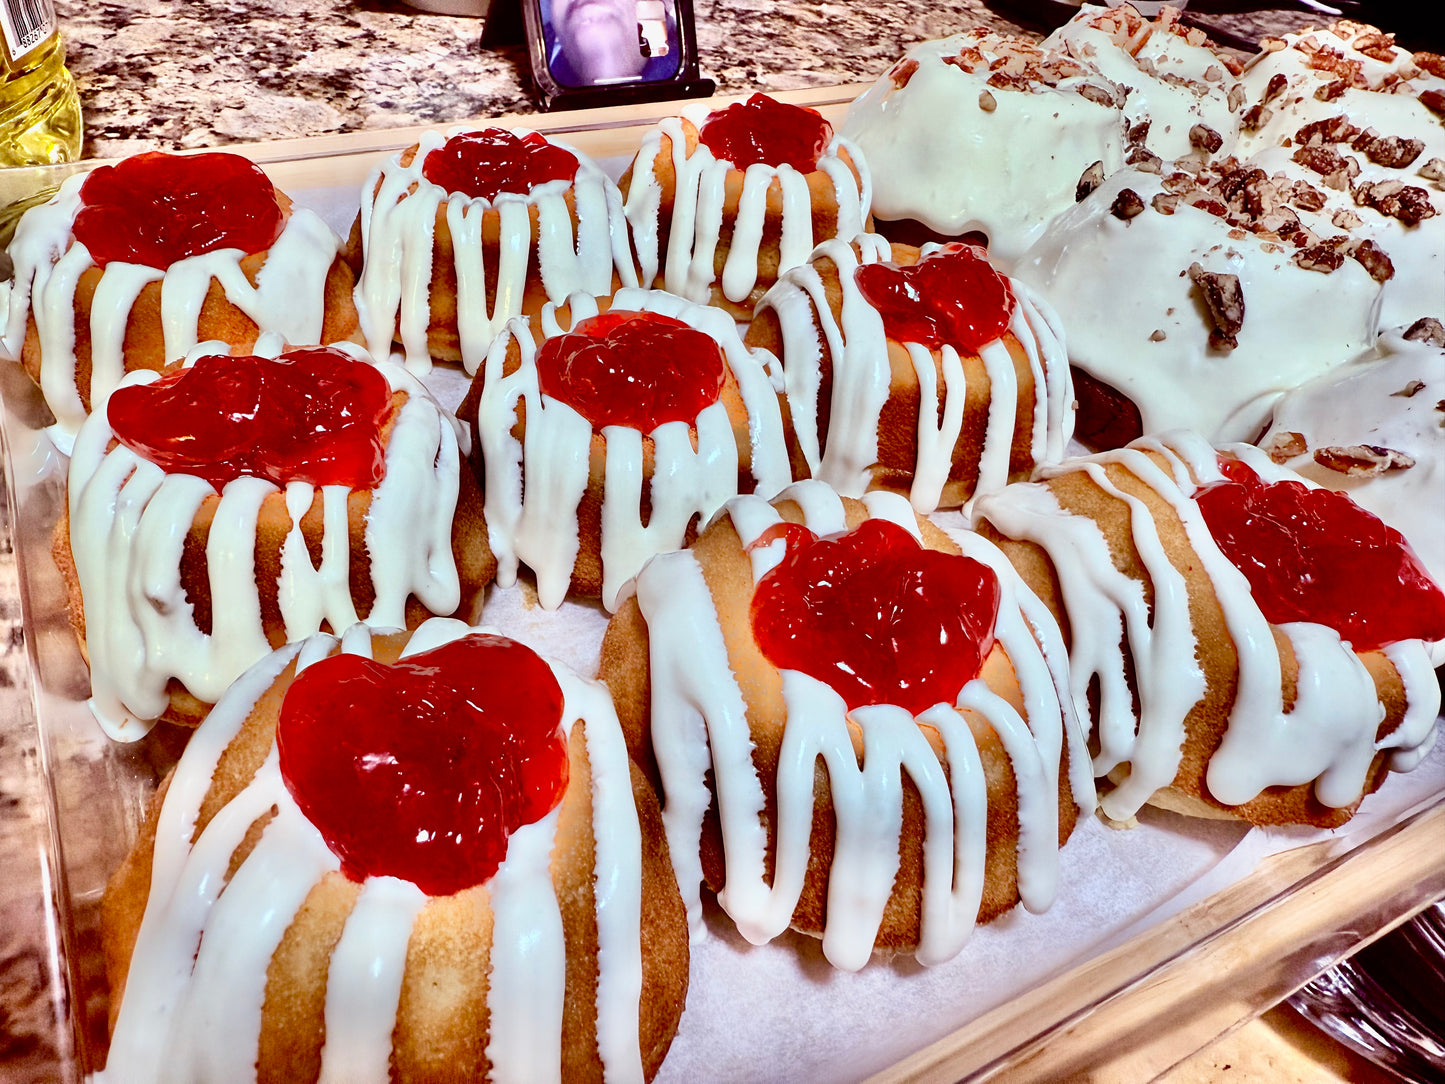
854 243 1016 353
277 633 570 896
73 151 284 269
535 310 726 430
421 128 579 202
750 518 1001 715
1195 458 1445 650
698 92 834 172
107 348 392 491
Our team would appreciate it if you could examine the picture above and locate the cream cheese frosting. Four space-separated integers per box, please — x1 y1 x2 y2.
840 30 1128 265
1014 165 1383 441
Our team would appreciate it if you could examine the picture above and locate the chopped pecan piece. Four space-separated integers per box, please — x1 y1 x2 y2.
1420 158 1445 183
1348 239 1394 282
1263 72 1288 103
1404 317 1445 346
1357 134 1425 169
1125 144 1162 172
1111 188 1146 220
1331 207 1363 229
1421 89 1445 118
1076 160 1105 202
1296 115 1358 145
1189 124 1223 153
1392 380 1427 398
1077 82 1118 107
978 89 997 112
1228 83 1246 112
1313 444 1416 475
1241 104 1271 132
1355 33 1398 62
1262 431 1308 462
1187 262 1244 350
889 58 919 89
1127 119 1151 145
1293 243 1345 273
1151 191 1180 215
1415 52 1445 79
1315 79 1348 102
1355 180 1437 227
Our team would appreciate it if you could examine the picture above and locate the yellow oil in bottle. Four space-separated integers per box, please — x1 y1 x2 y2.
0 0 82 167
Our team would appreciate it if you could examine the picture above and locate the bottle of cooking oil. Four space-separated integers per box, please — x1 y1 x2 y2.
0 0 81 167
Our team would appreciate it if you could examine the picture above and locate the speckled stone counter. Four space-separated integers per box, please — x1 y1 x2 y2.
53 0 1326 160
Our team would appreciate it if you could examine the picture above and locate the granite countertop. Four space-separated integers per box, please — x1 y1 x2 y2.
54 0 1325 160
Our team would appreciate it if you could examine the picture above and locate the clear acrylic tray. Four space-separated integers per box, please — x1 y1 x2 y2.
1 88 1442 1084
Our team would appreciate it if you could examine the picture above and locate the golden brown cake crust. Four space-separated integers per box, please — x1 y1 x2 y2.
101 629 689 1083
20 192 362 417
745 240 1041 509
53 385 496 729
600 495 1078 956
976 449 1408 828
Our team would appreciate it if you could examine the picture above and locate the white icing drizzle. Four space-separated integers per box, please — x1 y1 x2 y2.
353 127 638 377
103 618 649 1084
2 171 345 437
472 286 791 612
633 479 1079 970
971 429 1442 820
67 338 466 739
756 236 1073 512
622 103 871 305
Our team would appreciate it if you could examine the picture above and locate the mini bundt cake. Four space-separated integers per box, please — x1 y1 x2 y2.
600 480 1093 971
1 150 360 439
746 237 1072 511
101 618 690 1082
56 336 494 739
459 287 791 611
972 430 1444 826
348 126 640 376
619 92 871 318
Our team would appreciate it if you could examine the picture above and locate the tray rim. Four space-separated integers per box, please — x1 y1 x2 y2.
2 84 1443 1084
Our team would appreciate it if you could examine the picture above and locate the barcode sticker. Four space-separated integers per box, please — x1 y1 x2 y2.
0 0 55 63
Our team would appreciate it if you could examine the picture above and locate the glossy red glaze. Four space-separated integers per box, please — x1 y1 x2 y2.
535 309 725 430
107 348 392 491
854 243 1015 353
277 633 570 896
73 151 285 269
421 128 579 202
1196 458 1445 650
749 518 1001 715
698 92 833 172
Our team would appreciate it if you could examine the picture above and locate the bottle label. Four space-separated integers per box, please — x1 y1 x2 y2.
0 0 56 63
